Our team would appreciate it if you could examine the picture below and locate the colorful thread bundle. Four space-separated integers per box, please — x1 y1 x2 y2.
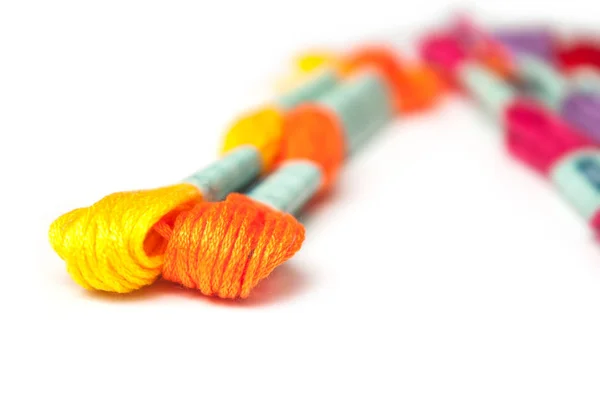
420 16 600 235
49 43 442 299
49 69 343 296
449 17 600 149
49 15 600 301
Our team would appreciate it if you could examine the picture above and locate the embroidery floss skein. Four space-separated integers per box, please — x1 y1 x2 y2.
557 38 600 72
49 69 340 294
154 68 399 299
494 27 557 62
420 32 600 235
560 92 600 143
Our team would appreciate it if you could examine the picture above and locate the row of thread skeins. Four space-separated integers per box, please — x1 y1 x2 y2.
418 16 600 237
48 45 445 300
448 20 600 142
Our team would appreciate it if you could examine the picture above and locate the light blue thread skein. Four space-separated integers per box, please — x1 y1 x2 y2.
550 149 600 222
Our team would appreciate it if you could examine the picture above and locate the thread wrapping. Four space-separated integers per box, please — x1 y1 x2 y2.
275 68 340 111
183 145 262 201
551 150 600 222
247 160 323 215
458 62 517 125
315 70 394 154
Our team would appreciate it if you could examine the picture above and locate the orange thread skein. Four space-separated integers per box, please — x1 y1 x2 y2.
156 194 305 299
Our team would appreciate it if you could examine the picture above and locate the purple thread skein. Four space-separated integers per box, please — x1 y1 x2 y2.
494 28 556 62
561 92 600 144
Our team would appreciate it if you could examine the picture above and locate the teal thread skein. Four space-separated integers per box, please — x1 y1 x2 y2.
458 61 518 125
551 150 600 222
183 145 262 201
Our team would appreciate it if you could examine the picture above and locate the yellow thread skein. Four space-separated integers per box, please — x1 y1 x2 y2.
220 107 283 168
49 184 202 293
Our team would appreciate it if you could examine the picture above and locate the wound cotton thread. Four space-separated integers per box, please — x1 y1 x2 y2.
49 70 340 294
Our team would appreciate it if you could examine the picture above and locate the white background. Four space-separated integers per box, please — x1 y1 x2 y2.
2 1 600 397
